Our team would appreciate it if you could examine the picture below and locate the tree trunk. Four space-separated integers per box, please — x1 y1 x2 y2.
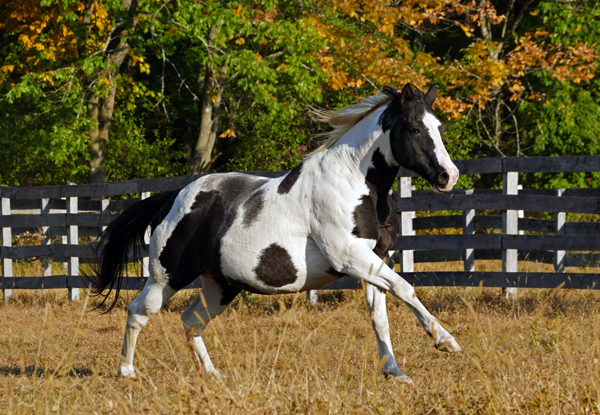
188 25 227 175
189 70 216 174
89 85 118 183
87 0 138 183
188 68 225 174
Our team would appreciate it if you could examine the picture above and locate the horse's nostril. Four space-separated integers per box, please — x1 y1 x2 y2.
438 171 450 186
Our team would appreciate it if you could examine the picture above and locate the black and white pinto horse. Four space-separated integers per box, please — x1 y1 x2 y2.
88 83 461 383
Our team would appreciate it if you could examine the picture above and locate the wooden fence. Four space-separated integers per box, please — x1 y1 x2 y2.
1 156 600 302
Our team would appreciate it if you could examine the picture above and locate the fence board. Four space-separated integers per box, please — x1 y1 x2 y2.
398 193 600 214
0 213 118 228
503 156 600 173
0 245 96 259
394 234 600 252
0 171 288 200
411 215 598 235
503 234 600 251
412 249 561 264
393 234 502 251
0 276 68 289
400 271 600 289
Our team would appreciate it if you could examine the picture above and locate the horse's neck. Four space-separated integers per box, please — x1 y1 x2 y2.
325 108 399 194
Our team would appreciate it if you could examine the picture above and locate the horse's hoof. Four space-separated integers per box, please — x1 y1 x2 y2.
390 374 413 384
383 367 413 384
117 364 136 379
436 338 462 352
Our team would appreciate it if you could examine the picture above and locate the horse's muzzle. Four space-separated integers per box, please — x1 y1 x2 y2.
432 166 459 194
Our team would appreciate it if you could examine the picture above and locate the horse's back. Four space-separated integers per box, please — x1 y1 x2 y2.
149 172 272 290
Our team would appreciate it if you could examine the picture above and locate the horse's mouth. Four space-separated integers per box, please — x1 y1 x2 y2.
432 184 449 194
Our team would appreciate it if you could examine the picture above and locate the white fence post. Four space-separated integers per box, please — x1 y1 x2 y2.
140 192 151 281
41 198 52 277
101 199 110 233
463 189 475 272
67 186 79 302
2 198 12 301
517 185 524 236
399 177 415 273
554 188 566 272
502 171 519 300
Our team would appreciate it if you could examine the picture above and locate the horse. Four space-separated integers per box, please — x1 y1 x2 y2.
86 83 461 384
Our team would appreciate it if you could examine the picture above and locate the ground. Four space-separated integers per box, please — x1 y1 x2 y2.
1 261 600 414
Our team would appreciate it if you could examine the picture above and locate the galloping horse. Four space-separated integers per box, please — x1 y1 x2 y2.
87 83 461 383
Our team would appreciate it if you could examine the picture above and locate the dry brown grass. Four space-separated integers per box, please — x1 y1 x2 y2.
2 261 600 414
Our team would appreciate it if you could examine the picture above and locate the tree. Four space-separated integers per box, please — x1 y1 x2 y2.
309 0 599 161
0 0 185 185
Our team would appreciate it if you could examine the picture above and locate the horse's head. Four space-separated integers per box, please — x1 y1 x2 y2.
381 83 459 193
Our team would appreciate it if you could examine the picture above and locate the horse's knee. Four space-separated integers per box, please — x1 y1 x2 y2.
141 285 174 316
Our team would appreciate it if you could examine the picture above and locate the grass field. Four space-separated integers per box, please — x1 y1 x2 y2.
1 260 600 414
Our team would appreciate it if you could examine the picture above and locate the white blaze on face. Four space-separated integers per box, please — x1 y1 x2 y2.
421 111 459 192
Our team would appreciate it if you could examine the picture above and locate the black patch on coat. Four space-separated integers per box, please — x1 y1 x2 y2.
254 243 298 287
242 188 265 227
351 149 399 258
158 174 267 304
277 162 303 194
352 189 380 241
149 190 180 234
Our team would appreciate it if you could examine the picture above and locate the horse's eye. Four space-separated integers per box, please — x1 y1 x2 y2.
409 127 420 134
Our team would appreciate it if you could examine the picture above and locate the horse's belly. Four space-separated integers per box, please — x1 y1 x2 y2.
220 235 343 294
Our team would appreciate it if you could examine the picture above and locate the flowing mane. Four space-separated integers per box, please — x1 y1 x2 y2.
310 91 394 154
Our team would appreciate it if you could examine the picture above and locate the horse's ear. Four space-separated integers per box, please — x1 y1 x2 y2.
425 84 437 105
401 83 415 104
382 85 401 98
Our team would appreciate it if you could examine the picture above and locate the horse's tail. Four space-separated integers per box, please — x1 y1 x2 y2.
83 189 180 312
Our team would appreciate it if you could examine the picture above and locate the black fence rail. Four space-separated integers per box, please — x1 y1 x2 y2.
1 156 600 301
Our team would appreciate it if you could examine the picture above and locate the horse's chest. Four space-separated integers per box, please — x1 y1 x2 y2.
350 190 396 257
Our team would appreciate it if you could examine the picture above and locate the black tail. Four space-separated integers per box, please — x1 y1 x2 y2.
83 190 180 312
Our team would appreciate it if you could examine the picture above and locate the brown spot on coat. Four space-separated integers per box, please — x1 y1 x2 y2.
254 244 298 287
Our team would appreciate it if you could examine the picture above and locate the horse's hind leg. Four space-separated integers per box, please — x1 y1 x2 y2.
118 280 177 378
366 283 412 383
181 275 240 376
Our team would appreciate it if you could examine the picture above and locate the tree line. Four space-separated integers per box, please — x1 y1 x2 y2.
0 0 598 189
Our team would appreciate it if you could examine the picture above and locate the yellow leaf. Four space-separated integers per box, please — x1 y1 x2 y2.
1 65 14 74
20 34 31 48
235 38 245 45
458 23 473 38
219 128 236 138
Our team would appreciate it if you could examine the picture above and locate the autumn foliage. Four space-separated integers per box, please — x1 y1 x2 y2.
0 0 599 185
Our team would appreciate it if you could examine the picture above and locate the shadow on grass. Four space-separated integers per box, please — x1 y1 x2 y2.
0 365 94 378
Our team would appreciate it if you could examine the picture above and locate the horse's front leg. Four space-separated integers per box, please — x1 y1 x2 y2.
365 283 412 383
322 237 462 352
